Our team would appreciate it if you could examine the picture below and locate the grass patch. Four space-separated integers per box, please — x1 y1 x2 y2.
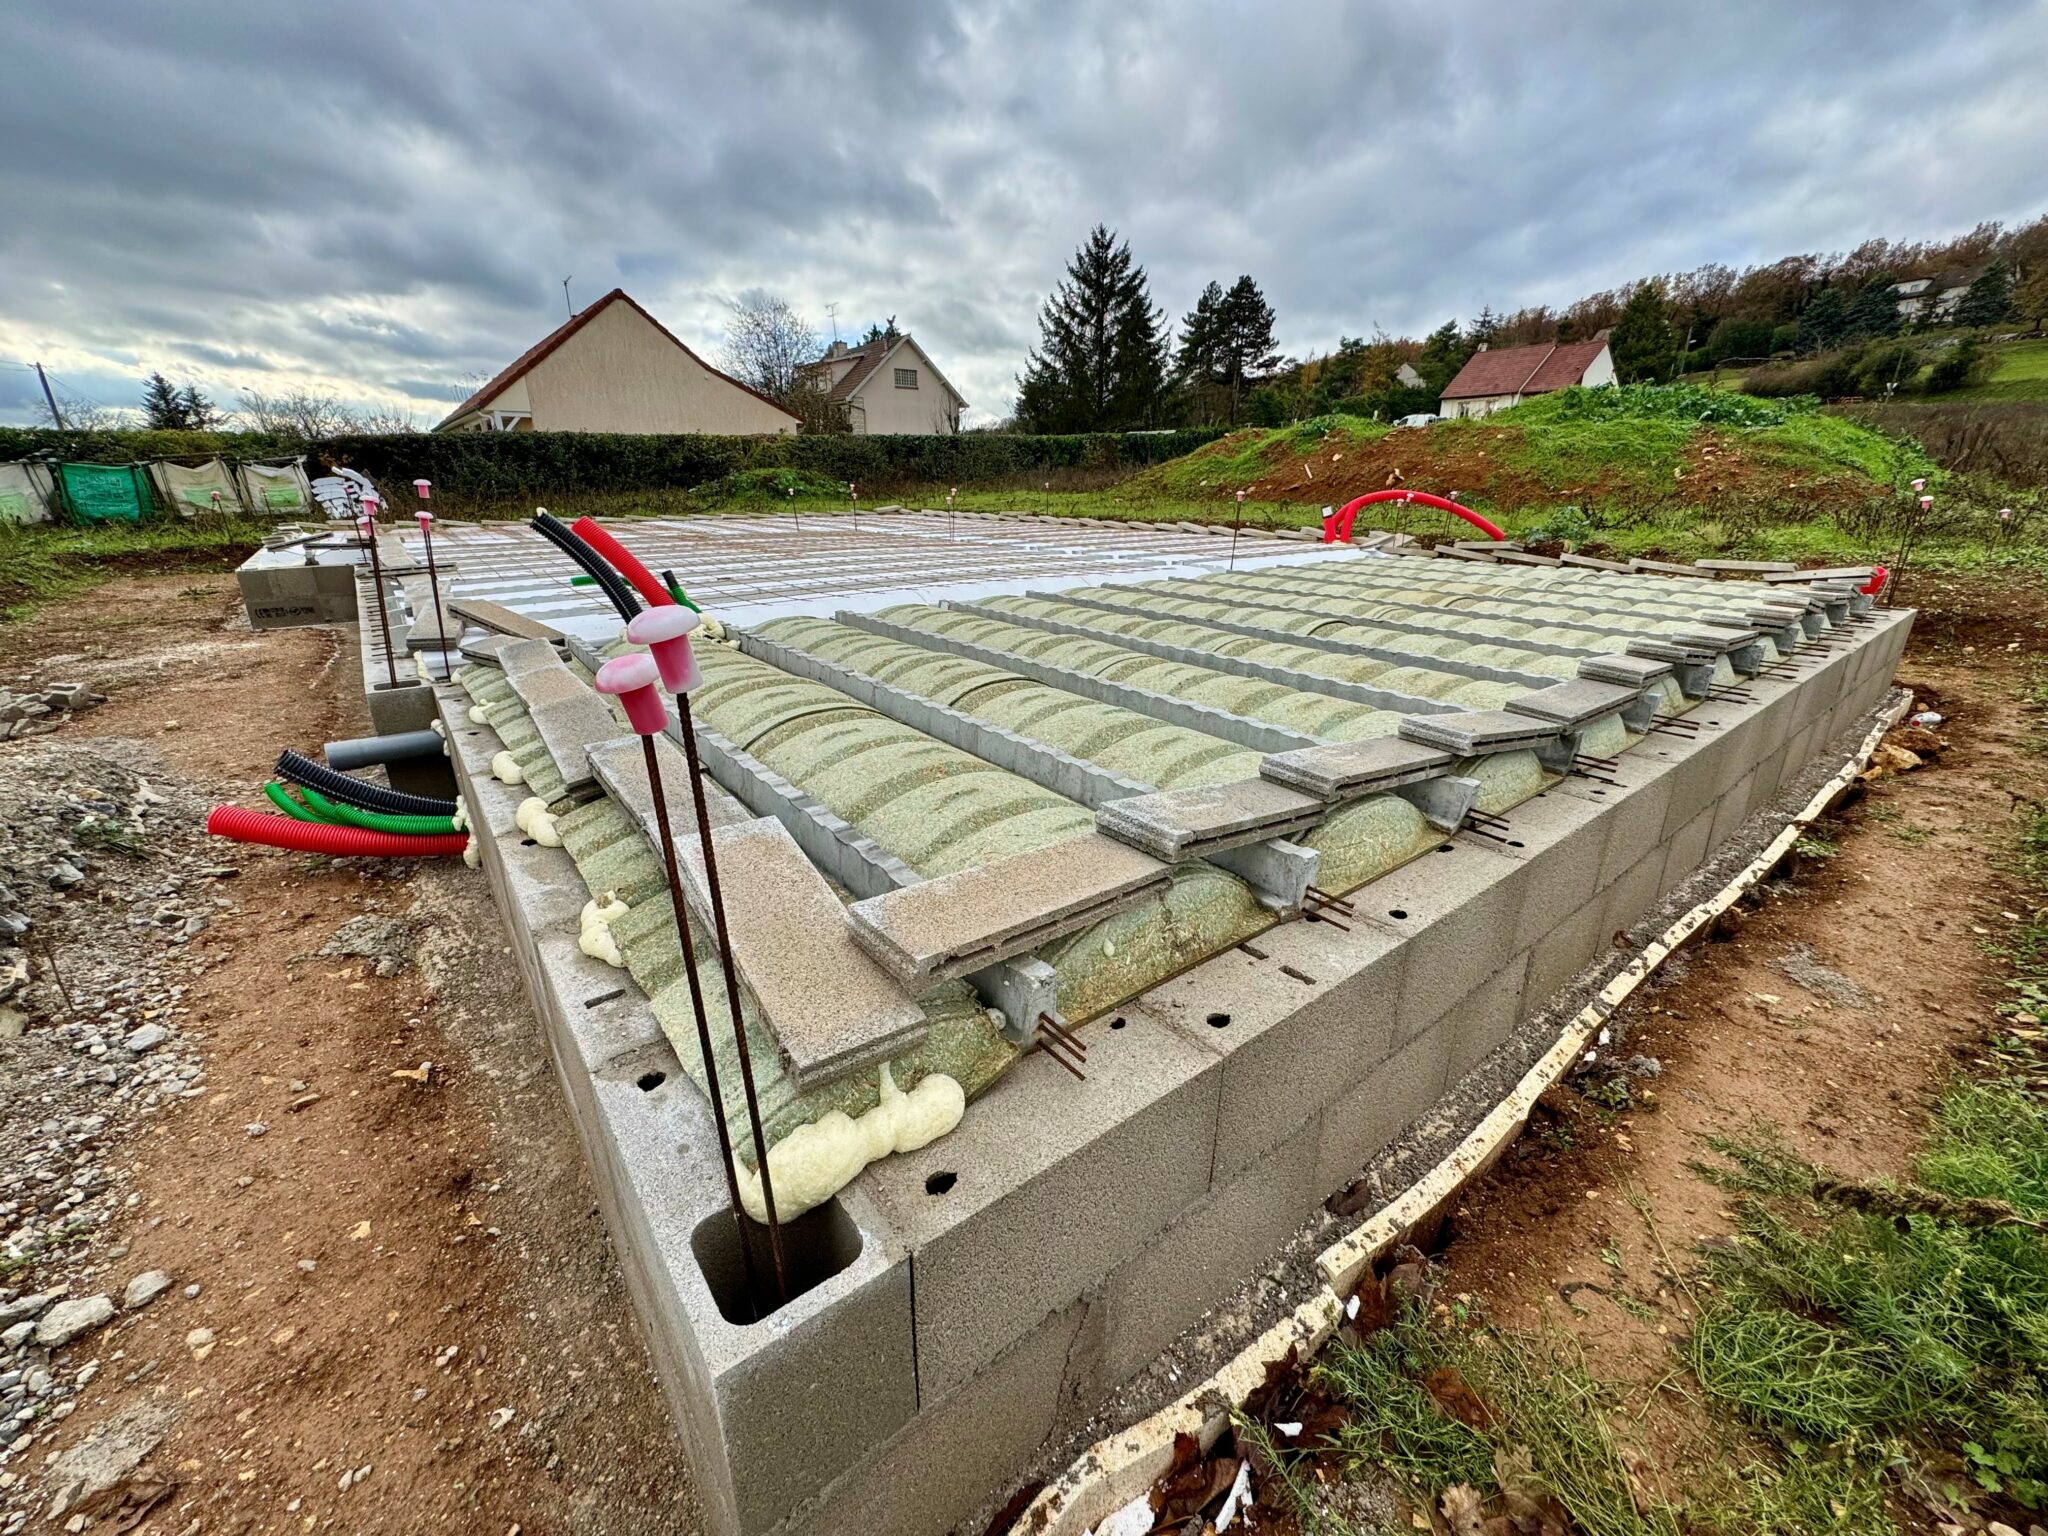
0 515 274 622
1317 1308 1683 1536
1941 338 2048 405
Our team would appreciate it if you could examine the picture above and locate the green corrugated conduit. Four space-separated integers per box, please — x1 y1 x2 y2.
263 780 462 835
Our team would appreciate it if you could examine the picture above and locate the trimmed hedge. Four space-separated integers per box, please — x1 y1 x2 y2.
0 426 1228 498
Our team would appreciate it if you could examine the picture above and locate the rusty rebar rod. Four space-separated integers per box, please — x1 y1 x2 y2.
420 516 452 681
358 510 400 690
639 732 766 1317
675 693 789 1304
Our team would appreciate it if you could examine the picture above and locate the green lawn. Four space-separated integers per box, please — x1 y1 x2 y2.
1941 336 2048 403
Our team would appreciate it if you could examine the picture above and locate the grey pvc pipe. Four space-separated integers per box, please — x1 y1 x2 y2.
324 728 445 770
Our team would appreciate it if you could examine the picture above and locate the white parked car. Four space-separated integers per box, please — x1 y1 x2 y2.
1392 413 1440 428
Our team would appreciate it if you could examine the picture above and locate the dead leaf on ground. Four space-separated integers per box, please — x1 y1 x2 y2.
1495 1447 1569 1536
1441 1483 1487 1536
1422 1366 1493 1431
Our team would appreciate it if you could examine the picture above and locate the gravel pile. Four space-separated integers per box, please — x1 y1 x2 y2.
0 736 228 1499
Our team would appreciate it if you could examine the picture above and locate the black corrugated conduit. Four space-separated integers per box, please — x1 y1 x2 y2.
274 749 459 818
532 512 641 623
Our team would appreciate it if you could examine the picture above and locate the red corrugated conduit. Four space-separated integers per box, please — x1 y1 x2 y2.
1322 490 1506 544
206 805 469 858
570 518 678 608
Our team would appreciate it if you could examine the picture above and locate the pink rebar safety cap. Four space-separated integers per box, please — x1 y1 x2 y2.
593 653 669 734
625 607 702 693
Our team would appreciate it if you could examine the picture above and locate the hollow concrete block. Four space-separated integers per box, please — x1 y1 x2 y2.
1523 898 1611 1010
796 1291 1099 1536
1313 1022 1454 1197
1661 805 1716 891
1600 846 1669 942
856 1003 1223 1403
1366 846 1530 1042
1498 791 1614 954
1147 916 1405 1183
1097 1114 1321 1388
1443 951 1534 1083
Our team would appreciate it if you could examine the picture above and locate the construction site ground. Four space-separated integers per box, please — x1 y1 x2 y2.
0 559 2037 1536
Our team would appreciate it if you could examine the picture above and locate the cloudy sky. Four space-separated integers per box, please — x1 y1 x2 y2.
4 0 2046 427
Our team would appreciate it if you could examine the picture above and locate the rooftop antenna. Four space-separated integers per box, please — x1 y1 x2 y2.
563 276 574 319
824 302 840 344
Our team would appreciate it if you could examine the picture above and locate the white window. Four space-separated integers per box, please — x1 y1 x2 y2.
893 367 918 389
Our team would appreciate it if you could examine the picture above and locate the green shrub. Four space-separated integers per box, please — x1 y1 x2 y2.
0 425 1230 502
1926 337 1996 395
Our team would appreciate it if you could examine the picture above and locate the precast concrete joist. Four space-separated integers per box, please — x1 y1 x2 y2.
1034 587 1556 692
951 598 1460 713
835 609 1325 754
733 624 1318 912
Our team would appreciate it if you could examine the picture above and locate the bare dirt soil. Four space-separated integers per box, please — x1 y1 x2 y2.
0 575 698 1535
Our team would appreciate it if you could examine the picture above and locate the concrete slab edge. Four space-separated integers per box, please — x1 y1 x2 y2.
1016 683 1914 1536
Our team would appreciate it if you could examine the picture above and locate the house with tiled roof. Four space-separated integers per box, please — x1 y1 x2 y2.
436 289 799 435
807 330 968 434
1438 339 1615 419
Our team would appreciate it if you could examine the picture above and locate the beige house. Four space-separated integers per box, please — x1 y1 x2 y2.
808 332 968 434
437 289 799 435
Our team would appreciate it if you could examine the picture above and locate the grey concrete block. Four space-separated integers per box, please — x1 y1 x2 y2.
1367 843 1530 1039
1662 804 1716 890
1443 953 1532 1083
1148 917 1405 1182
1500 790 1614 953
799 1291 1099 1536
1523 899 1610 1010
1601 847 1669 942
1505 679 1642 730
857 1005 1222 1402
1313 1023 1454 1197
1594 764 1675 889
1098 1115 1320 1388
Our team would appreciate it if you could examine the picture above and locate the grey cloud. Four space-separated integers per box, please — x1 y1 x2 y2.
3 0 2044 427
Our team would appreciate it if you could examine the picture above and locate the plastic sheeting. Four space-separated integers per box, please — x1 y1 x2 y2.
0 461 55 525
241 460 312 513
150 458 239 517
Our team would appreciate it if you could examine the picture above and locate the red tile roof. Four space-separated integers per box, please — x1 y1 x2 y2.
436 289 799 430
1440 340 1611 401
817 337 890 402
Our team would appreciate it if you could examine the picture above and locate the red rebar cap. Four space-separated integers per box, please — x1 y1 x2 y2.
593 653 669 734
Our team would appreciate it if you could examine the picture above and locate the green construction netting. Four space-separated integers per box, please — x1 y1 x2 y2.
58 463 152 524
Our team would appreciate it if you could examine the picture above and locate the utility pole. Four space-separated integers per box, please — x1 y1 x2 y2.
824 302 839 345
34 363 63 429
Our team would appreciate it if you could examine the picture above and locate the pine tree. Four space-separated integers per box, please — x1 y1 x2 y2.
1795 287 1850 354
141 372 186 429
1174 282 1225 385
1015 226 1170 432
1416 320 1471 393
1216 276 1279 423
1955 260 2015 328
177 383 221 429
1609 282 1677 382
1845 273 1902 341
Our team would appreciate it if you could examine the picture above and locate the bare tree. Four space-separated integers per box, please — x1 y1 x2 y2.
32 388 120 430
237 388 416 437
721 294 847 432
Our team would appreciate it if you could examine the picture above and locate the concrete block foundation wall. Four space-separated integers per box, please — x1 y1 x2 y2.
440 590 1912 1536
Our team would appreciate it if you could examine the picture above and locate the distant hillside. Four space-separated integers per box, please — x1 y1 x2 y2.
1121 385 1935 522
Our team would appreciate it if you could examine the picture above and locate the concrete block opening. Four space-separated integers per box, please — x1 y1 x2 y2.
691 1199 864 1325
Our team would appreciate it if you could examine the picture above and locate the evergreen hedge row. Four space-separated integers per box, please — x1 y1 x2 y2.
0 426 1229 498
